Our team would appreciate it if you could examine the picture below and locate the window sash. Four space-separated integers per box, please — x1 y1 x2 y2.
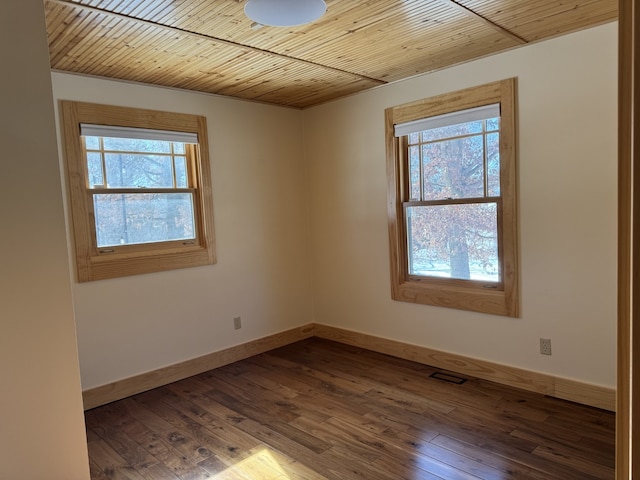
92 191 197 249
404 119 500 203
83 136 192 190
403 200 501 285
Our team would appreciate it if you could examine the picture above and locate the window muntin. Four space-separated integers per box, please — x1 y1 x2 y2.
404 113 501 283
385 79 518 316
60 101 216 282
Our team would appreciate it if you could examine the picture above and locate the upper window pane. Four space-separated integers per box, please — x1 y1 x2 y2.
83 136 189 189
105 153 175 188
85 136 100 150
421 135 484 200
407 117 501 201
421 120 484 143
487 132 501 196
486 117 500 131
87 152 104 188
173 143 186 154
102 137 173 154
174 156 188 188
409 145 421 201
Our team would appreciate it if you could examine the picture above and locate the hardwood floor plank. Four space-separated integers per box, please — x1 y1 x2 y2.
532 444 615 479
203 371 305 423
85 338 615 480
117 397 217 479
228 417 356 480
430 434 556 480
87 407 161 471
274 340 506 415
220 361 301 400
361 389 538 453
255 448 332 480
510 427 615 469
89 457 115 480
578 434 617 465
87 440 148 480
202 389 331 454
320 416 492 480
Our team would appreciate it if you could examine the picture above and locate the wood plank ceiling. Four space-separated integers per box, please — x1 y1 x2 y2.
45 0 618 109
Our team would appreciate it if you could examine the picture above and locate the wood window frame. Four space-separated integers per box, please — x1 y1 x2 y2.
385 78 519 316
60 100 216 282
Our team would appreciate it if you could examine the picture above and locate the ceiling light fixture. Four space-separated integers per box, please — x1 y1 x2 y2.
244 0 327 27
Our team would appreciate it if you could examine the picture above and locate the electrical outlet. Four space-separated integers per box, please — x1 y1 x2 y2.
233 316 242 330
540 338 552 355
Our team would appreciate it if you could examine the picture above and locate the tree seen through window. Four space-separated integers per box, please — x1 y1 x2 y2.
85 135 196 248
405 116 500 282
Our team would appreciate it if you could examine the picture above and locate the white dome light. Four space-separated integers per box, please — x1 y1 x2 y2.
244 0 327 27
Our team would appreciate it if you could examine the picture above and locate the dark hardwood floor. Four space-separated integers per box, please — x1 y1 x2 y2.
85 338 615 480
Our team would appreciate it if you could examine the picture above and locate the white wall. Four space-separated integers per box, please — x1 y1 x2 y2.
51 22 617 393
0 1 89 478
52 74 313 390
304 23 618 388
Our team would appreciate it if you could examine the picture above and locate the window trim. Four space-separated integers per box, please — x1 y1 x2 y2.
60 100 216 282
385 78 519 317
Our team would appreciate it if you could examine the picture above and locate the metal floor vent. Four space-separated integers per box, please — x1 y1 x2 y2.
429 371 467 385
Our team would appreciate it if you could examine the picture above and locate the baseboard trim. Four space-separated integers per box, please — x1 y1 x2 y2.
82 322 615 412
82 324 315 410
314 324 615 411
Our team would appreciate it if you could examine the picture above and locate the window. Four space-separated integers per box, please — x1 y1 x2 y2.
60 101 216 282
385 79 518 316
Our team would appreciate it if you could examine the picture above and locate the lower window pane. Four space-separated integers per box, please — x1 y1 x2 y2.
406 203 499 282
94 193 195 247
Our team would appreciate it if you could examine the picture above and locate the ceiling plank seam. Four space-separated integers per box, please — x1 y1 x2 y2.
441 0 528 44
46 0 387 86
